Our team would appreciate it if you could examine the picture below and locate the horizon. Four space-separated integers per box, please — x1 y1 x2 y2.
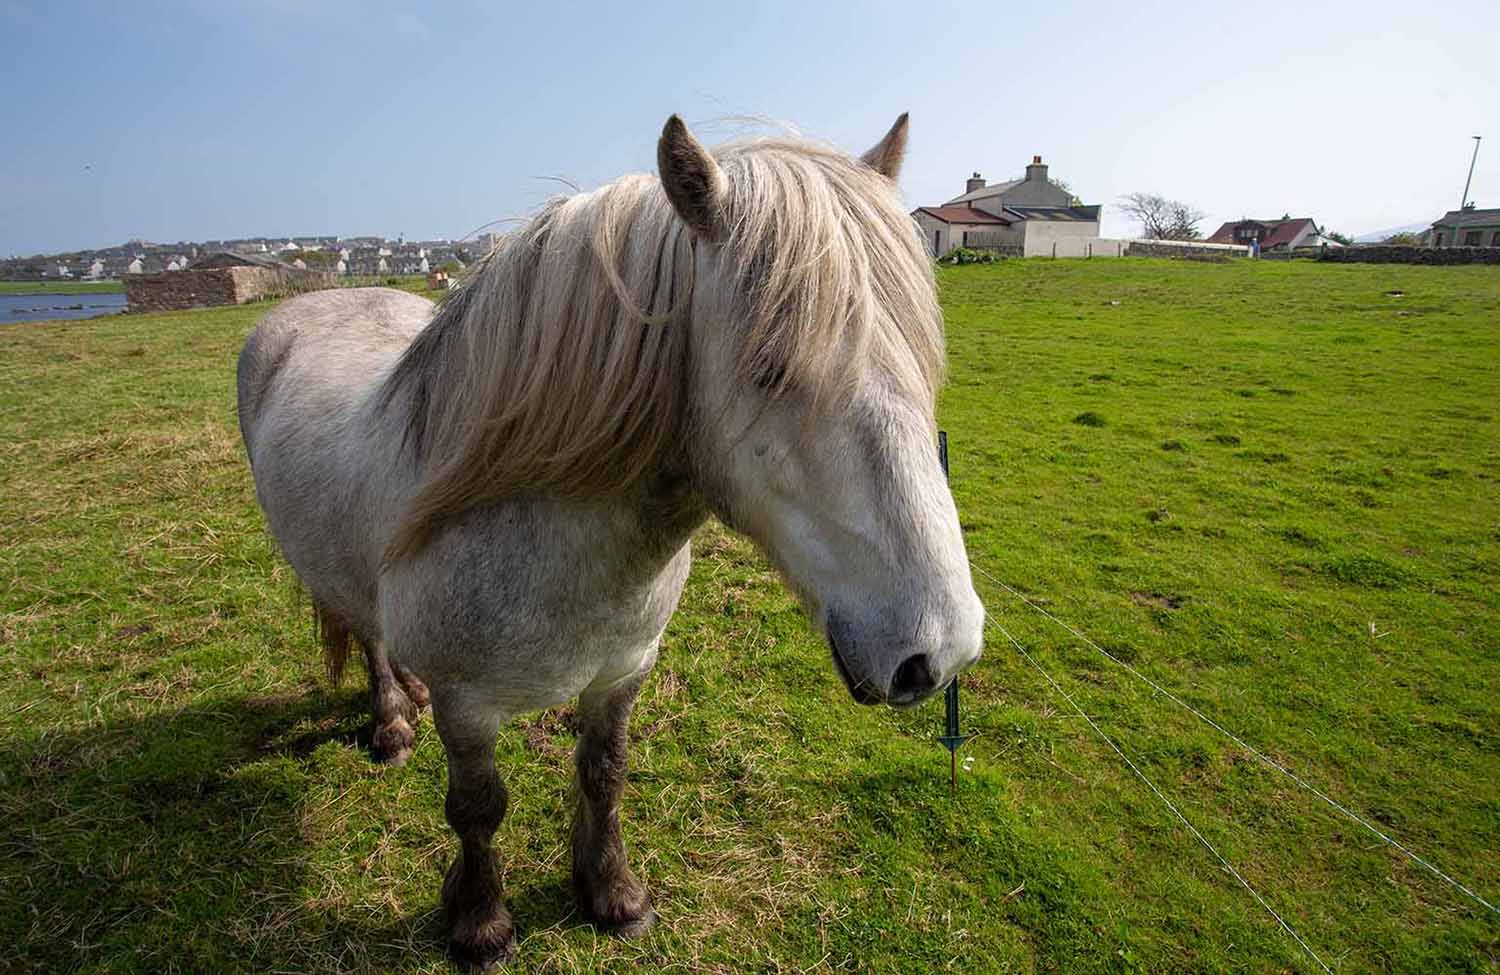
2 0 1496 256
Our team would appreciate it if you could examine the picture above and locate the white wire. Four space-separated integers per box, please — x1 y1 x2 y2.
970 559 1497 917
989 617 1334 974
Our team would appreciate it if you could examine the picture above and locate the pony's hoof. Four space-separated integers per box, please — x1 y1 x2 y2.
448 930 517 972
371 716 415 766
579 876 656 938
607 907 657 940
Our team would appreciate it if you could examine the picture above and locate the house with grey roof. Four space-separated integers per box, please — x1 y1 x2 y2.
912 156 1102 257
1431 207 1500 248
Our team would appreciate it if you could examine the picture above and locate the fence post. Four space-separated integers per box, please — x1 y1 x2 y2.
936 430 973 794
1052 241 1057 259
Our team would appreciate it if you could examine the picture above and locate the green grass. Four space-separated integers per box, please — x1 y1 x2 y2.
2 259 1496 973
0 279 124 294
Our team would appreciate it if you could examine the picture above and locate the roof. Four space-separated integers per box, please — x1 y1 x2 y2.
912 206 1012 225
1432 207 1500 228
1206 218 1316 248
944 179 1022 205
1003 205 1101 222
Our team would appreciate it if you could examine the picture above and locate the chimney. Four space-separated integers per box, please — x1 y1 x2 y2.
965 171 986 194
1026 156 1048 183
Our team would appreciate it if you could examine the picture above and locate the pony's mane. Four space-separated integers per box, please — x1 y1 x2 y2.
381 134 944 561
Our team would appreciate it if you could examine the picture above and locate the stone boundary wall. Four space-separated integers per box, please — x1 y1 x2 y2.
124 266 335 312
1317 245 1500 265
1125 239 1250 259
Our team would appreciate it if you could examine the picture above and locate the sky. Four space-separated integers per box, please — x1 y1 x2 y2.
2 0 1497 255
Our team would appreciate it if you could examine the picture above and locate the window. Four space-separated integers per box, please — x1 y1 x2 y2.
1492 231 1500 247
1464 230 1482 246
962 231 970 246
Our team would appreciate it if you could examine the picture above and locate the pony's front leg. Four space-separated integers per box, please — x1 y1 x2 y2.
572 664 655 937
433 696 515 971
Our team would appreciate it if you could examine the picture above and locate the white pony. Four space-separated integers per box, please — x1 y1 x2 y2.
237 113 983 970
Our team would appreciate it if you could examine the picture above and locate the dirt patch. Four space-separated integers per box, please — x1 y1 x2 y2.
1130 591 1184 610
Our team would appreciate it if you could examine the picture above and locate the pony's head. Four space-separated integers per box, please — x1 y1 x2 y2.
661 114 983 707
384 113 983 706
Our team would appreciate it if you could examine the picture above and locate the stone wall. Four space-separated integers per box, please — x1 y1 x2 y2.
1317 245 1500 265
1125 239 1250 260
124 266 335 312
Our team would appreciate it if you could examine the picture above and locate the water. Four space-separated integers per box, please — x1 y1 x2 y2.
1 292 128 323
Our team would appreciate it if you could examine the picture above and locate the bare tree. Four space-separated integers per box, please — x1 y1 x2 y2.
1118 192 1206 241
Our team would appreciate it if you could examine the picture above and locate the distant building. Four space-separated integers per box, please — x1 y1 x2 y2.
912 156 1102 256
1206 217 1340 252
127 257 144 274
1431 207 1500 247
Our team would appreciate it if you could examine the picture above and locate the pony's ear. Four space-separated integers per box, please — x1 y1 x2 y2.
658 115 725 238
860 112 910 181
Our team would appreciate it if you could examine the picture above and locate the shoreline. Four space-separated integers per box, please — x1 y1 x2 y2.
0 280 125 296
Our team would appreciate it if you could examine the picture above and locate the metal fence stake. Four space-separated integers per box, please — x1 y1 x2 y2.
935 430 974 794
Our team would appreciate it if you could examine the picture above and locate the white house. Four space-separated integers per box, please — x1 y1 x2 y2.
912 156 1103 257
127 257 144 274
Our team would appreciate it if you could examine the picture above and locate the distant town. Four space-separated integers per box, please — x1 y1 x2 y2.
0 234 503 282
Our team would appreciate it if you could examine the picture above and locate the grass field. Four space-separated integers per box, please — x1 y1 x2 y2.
0 279 124 295
2 259 1496 973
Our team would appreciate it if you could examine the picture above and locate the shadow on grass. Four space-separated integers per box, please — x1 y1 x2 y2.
0 692 476 974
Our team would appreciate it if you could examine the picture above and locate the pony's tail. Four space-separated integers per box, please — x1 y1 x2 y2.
313 602 354 688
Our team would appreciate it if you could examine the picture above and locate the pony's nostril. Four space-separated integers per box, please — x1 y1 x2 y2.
890 653 938 701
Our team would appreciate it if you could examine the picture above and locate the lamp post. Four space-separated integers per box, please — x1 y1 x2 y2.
1461 136 1482 210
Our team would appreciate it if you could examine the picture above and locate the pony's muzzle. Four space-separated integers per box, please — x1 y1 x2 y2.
826 611 982 709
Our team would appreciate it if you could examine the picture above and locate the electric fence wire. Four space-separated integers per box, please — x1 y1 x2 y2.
987 615 1334 974
969 558 1497 918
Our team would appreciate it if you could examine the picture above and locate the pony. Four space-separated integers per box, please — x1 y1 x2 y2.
236 113 984 970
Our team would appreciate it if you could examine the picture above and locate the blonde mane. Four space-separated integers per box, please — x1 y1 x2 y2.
382 134 944 561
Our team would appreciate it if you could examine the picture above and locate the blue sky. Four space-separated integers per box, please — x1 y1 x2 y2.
2 0 1496 254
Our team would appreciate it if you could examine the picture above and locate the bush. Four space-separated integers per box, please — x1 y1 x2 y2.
939 246 1005 265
